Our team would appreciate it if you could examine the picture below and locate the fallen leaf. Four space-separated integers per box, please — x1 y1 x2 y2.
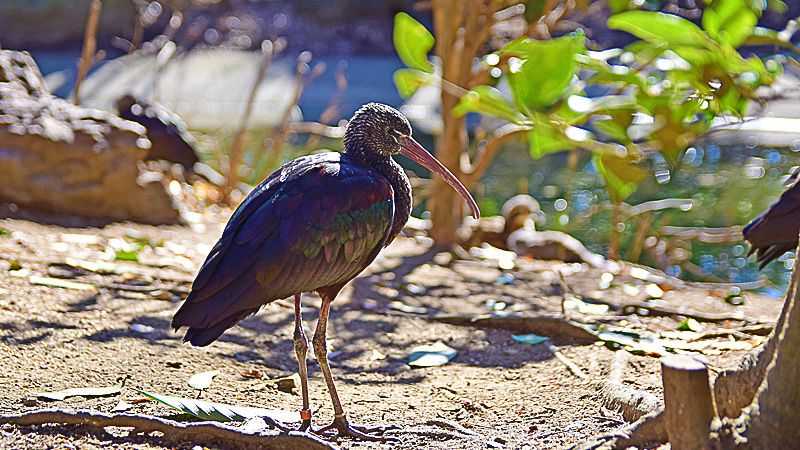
29 276 96 291
65 258 118 274
512 334 549 346
267 373 301 394
111 400 134 412
564 298 609 315
645 284 664 299
389 301 428 315
34 385 121 401
677 318 703 332
139 390 299 423
188 370 219 390
115 249 141 262
622 284 640 296
130 323 155 334
60 233 100 245
408 342 457 367
240 369 263 379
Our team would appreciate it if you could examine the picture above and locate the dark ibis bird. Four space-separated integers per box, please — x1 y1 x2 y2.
172 103 479 440
744 168 800 269
116 94 200 170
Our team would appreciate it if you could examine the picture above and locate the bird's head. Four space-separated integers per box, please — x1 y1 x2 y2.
344 103 480 219
344 103 411 156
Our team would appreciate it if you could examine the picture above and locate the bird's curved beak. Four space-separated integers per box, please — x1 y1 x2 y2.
399 135 481 219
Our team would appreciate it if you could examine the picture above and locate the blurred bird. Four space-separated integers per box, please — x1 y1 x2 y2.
116 94 200 170
743 168 800 269
172 103 479 440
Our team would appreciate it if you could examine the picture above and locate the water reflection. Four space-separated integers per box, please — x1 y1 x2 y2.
482 142 796 295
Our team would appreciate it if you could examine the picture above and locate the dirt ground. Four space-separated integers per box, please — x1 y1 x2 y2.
0 213 783 449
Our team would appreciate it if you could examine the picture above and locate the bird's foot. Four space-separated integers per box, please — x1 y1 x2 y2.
299 409 312 431
315 415 399 441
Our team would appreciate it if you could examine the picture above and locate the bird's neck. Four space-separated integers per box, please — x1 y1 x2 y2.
344 150 411 243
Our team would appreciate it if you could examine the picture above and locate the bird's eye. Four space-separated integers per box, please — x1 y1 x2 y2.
389 129 403 144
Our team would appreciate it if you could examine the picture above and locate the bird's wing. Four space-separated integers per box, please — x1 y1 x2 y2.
743 181 800 268
172 153 394 334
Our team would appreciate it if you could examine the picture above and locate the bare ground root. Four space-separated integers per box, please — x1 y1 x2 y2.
0 215 784 449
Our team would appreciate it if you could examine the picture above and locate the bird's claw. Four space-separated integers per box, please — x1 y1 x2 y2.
314 415 400 442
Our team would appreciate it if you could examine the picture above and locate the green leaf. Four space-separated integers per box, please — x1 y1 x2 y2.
512 334 549 345
677 318 703 332
393 12 434 73
529 118 573 159
0 227 8 237
139 390 300 423
501 33 585 111
35 385 121 401
703 0 758 47
609 11 714 48
453 86 526 124
594 119 630 143
407 342 457 367
594 154 648 202
115 248 141 262
393 68 432 98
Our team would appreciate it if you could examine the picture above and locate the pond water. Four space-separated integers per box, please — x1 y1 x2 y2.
27 50 794 295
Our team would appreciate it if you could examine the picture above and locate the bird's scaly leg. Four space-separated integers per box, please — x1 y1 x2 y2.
312 294 397 441
293 293 312 430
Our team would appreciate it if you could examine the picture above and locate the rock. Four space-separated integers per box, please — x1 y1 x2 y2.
459 194 544 250
0 50 181 225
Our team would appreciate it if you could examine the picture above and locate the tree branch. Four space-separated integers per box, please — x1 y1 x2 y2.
0 409 332 450
462 123 527 187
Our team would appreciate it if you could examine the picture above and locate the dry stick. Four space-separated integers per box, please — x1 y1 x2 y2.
546 343 588 380
608 201 621 260
627 212 652 263
414 313 599 342
224 40 276 199
660 355 715 450
73 0 102 105
599 351 659 422
0 409 332 450
262 55 326 173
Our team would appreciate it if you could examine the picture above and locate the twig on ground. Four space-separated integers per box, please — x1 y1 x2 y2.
407 313 598 343
546 343 588 380
0 409 332 450
597 351 660 422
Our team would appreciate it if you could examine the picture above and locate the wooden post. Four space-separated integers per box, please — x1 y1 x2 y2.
661 355 715 450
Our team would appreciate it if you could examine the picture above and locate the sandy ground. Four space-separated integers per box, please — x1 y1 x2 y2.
0 215 783 449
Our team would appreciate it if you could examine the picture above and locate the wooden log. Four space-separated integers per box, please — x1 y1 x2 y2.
661 355 715 450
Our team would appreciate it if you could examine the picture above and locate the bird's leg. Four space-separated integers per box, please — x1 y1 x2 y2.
312 294 397 441
293 293 312 431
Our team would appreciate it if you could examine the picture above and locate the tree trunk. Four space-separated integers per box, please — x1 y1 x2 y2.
712 266 796 418
429 0 468 246
429 93 466 245
712 250 800 449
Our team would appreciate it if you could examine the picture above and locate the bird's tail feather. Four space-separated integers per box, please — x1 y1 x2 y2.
181 308 257 347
